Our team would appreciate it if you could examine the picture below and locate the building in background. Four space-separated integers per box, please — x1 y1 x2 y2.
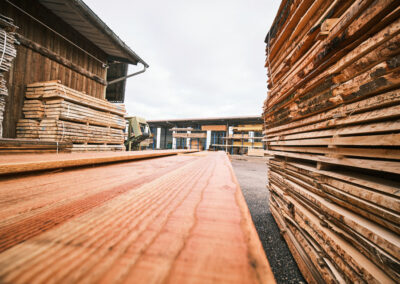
148 116 264 154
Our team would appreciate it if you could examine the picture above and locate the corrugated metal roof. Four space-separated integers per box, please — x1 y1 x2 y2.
38 0 148 67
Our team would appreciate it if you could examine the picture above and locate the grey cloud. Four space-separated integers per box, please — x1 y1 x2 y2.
84 0 279 119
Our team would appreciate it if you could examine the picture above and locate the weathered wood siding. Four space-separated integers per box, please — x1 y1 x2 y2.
1 0 108 138
106 63 128 103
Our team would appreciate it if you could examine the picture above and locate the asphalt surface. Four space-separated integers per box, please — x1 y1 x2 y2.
231 155 305 284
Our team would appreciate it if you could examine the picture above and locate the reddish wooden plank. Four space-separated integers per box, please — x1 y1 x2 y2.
0 152 274 283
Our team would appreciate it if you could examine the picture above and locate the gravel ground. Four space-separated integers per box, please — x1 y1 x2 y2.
231 155 305 284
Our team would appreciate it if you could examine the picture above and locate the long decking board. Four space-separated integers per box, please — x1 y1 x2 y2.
0 150 198 175
0 152 275 283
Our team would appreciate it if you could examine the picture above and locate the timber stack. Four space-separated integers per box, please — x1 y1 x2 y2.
221 124 263 155
0 15 18 137
263 0 400 283
16 81 126 152
171 127 207 150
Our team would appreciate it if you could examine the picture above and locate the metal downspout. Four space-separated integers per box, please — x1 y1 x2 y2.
107 64 147 86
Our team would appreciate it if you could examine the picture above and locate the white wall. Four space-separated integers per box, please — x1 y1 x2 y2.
206 130 211 150
156 127 161 149
172 131 176 149
186 130 191 148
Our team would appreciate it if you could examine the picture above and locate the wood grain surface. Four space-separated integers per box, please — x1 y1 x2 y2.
0 151 275 283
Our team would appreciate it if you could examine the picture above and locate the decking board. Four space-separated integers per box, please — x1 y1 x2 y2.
0 152 274 284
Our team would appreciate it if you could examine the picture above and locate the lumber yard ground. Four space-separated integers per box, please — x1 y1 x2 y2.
0 150 279 284
231 156 305 283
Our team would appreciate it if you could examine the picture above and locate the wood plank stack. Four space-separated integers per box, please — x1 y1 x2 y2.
263 1 400 283
17 81 126 152
233 124 263 132
201 124 227 131
171 127 207 139
21 100 44 119
0 15 18 137
218 125 264 153
16 119 39 139
0 74 7 135
173 132 207 139
247 148 265 157
0 138 71 154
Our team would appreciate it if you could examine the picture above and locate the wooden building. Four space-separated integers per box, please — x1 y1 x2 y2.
0 0 148 138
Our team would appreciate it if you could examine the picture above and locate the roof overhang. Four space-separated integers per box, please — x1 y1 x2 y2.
38 0 149 67
147 116 263 128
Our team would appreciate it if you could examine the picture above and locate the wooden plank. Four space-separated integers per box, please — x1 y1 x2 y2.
265 150 400 174
266 89 400 136
269 159 400 197
269 168 400 281
266 66 400 127
16 80 127 148
271 166 400 233
211 144 263 149
269 203 326 284
173 133 207 138
266 5 400 113
247 148 265 157
269 170 400 262
201 125 227 131
269 145 400 160
268 133 400 146
169 127 205 132
26 82 125 116
0 150 199 175
233 124 263 132
271 183 396 282
0 152 275 283
266 119 400 142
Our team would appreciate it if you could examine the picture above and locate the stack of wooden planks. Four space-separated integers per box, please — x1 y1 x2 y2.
201 124 227 131
263 0 400 283
0 15 18 137
233 124 263 132
173 132 207 139
171 127 207 138
16 81 126 151
0 138 71 154
0 151 275 283
216 125 264 154
0 74 6 135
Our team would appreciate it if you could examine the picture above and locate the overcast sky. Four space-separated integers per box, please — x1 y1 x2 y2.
84 0 280 120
